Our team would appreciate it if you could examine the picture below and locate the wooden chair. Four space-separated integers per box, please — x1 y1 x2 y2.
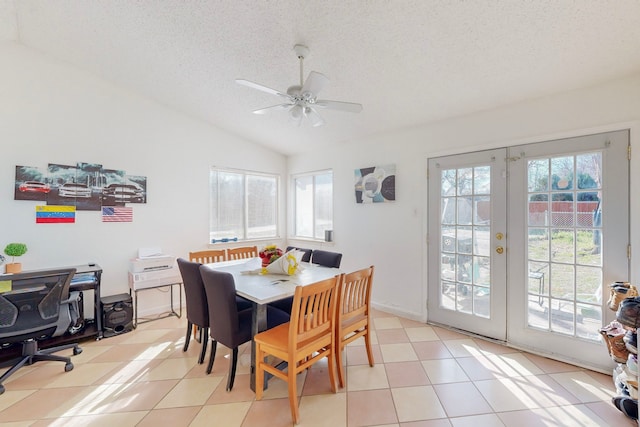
335 265 375 388
227 246 258 260
254 275 341 424
189 249 227 264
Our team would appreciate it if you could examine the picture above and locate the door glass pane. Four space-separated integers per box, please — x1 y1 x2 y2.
439 165 492 319
526 151 603 341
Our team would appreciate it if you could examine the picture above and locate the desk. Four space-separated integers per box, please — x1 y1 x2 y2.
207 257 341 391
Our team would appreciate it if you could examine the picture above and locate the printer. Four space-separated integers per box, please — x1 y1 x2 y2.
128 247 181 290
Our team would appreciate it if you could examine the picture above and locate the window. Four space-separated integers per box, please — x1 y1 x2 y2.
294 170 333 240
210 168 278 242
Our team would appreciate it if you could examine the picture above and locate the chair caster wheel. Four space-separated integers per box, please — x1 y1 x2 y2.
73 347 83 355
65 362 74 372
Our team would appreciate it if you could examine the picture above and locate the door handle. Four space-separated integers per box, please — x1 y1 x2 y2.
496 246 504 254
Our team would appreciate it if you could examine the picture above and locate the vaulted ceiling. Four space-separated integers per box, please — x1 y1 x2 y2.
2 1 640 155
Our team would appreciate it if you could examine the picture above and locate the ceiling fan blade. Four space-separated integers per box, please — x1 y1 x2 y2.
301 71 329 98
252 103 292 115
289 104 304 127
304 107 325 127
235 79 290 99
314 99 363 113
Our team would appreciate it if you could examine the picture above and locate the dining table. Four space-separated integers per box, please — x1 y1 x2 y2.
206 256 341 391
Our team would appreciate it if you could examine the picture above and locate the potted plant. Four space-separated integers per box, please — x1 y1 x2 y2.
4 243 27 273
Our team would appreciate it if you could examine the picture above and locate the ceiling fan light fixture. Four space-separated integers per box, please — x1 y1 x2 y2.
290 104 303 119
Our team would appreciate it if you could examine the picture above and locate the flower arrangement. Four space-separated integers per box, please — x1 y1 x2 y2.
259 245 283 267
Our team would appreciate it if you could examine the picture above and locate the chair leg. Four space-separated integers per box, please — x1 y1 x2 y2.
226 347 238 391
206 340 218 374
327 344 337 393
255 343 264 400
336 342 346 388
183 321 192 352
287 360 299 424
198 329 209 364
364 329 375 367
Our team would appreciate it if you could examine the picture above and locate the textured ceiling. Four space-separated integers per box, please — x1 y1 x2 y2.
2 0 640 155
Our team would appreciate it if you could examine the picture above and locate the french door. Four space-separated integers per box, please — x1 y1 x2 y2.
427 149 507 340
428 130 629 370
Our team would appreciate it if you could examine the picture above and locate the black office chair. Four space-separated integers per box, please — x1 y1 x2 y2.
311 249 343 268
285 246 313 263
177 258 253 364
0 267 82 395
199 265 289 391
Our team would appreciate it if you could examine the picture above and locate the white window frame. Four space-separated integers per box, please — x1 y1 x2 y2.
209 167 279 243
292 169 333 241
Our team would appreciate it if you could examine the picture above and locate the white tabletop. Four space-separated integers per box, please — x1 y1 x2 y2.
206 257 341 304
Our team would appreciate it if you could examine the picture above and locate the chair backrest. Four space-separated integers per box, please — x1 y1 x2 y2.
337 265 374 327
311 250 343 268
189 249 227 264
289 275 341 350
199 266 245 347
0 267 76 344
286 246 313 263
227 246 258 260
177 258 209 327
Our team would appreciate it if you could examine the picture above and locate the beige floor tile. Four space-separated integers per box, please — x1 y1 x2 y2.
44 361 121 388
384 361 430 388
242 398 296 427
380 343 418 363
206 373 256 404
405 326 441 342
376 328 410 344
412 341 454 360
46 381 177 417
497 404 613 427
299 392 347 427
136 407 200 427
259 369 307 400
0 389 36 412
119 328 174 344
0 421 35 427
347 389 399 426
96 359 163 384
302 359 341 396
346 343 382 366
549 371 617 403
442 339 482 358
347 364 389 391
585 401 638 426
190 402 251 427
457 355 508 381
31 411 148 427
421 359 470 384
400 420 453 427
373 317 404 330
431 326 470 341
449 413 505 427
483 353 545 377
0 387 86 422
137 355 199 381
156 376 222 408
433 382 493 417
391 385 447 422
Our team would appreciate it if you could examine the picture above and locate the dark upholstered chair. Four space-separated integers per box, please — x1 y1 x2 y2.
285 246 313 263
0 268 82 395
199 265 290 391
311 249 343 268
177 258 252 365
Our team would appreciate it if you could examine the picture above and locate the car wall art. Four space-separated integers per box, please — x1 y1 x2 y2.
14 163 147 223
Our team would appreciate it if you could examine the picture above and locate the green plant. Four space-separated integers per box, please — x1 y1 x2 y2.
4 243 27 263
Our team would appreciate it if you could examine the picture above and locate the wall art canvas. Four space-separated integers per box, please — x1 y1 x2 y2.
14 165 50 201
354 164 396 203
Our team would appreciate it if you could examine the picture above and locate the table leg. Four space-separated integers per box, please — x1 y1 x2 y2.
250 302 268 392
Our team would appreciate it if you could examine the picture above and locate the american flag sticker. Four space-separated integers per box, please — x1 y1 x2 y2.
36 205 76 223
102 206 133 222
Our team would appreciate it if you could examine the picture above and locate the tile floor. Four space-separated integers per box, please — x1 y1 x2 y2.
0 309 635 427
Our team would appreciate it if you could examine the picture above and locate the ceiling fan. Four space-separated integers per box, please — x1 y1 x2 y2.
236 44 363 127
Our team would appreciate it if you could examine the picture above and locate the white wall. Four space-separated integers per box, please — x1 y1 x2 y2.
0 42 287 315
288 73 640 322
3 40 640 325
